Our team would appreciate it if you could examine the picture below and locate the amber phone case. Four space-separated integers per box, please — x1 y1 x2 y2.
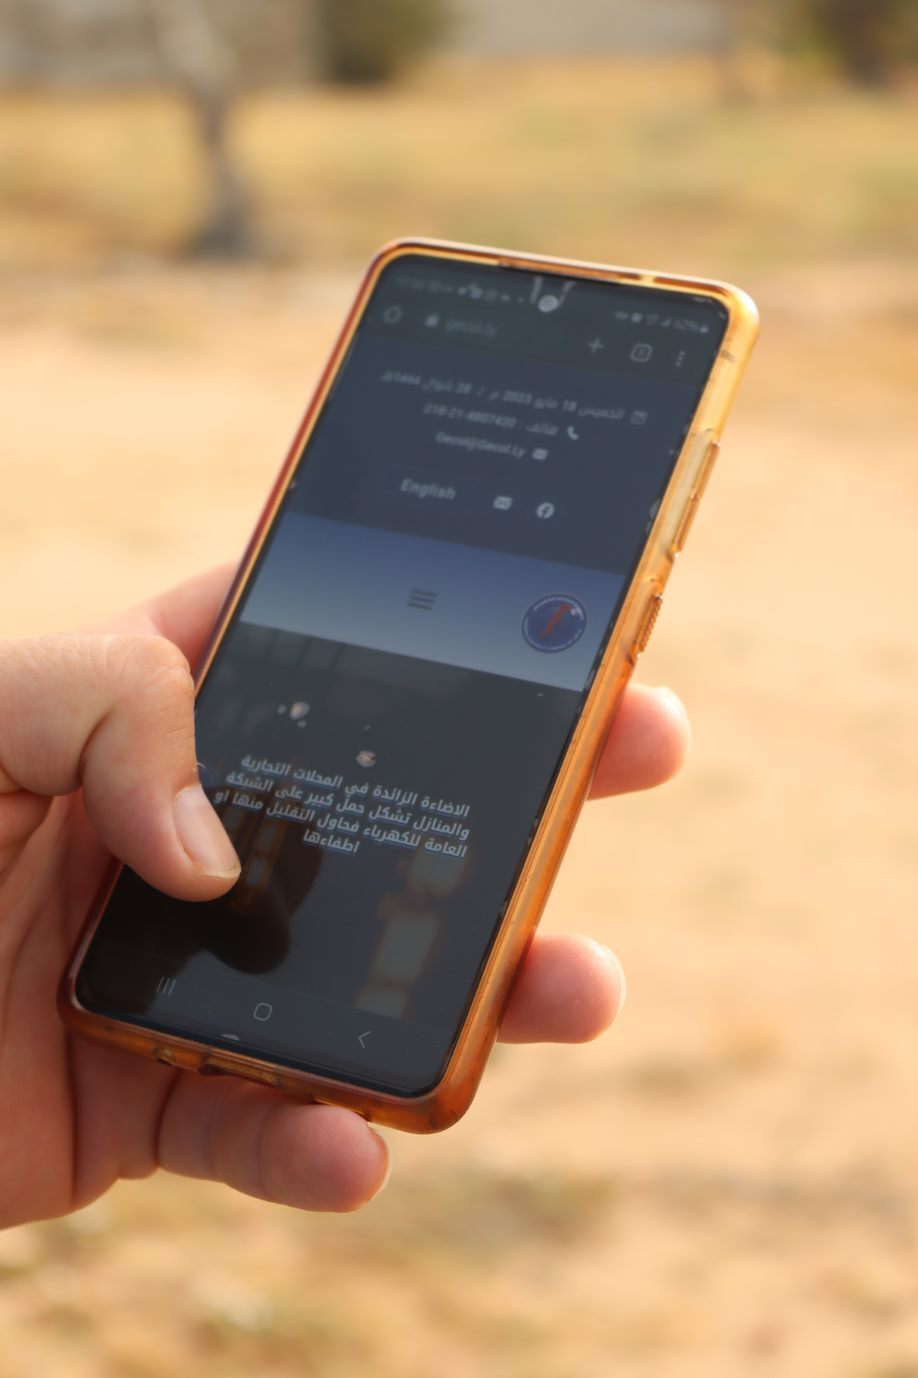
60 239 759 1132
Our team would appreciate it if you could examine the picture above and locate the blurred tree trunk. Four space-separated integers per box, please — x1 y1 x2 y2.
5 0 43 79
813 0 898 87
711 0 768 102
143 0 256 257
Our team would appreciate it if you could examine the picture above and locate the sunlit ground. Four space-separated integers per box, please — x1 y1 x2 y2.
1 59 917 1378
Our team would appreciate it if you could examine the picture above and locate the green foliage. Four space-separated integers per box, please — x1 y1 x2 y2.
313 0 450 85
785 0 918 85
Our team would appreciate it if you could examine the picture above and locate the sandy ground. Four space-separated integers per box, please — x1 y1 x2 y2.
0 259 917 1378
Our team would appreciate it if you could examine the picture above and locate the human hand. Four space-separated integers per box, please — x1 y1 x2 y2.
0 566 689 1228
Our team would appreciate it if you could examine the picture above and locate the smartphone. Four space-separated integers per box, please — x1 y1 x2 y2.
61 240 758 1131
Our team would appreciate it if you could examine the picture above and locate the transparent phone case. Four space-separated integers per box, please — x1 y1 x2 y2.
60 239 759 1131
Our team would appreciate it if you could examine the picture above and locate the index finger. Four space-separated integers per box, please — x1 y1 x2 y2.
90 562 237 667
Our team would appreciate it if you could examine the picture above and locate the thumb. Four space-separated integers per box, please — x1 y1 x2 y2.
0 634 239 898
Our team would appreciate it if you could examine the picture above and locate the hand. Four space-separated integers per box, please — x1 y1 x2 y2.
0 566 689 1227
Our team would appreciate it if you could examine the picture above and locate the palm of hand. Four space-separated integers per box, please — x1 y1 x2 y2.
0 790 170 1224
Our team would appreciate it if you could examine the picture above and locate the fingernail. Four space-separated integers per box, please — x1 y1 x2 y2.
173 785 240 878
368 1126 392 1197
653 686 683 711
598 942 627 1014
653 685 690 722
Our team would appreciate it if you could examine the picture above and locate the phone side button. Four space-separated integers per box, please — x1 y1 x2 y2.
672 438 720 555
671 496 700 554
635 592 663 656
697 437 721 491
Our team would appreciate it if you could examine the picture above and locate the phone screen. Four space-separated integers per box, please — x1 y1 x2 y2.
77 254 727 1095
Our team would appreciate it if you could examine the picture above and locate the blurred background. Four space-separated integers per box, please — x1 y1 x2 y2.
1 3 917 1375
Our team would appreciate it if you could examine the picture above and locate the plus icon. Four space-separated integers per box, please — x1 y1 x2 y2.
587 337 604 354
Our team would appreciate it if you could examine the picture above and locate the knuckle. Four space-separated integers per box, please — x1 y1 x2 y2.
4 634 194 717
96 636 194 719
109 635 191 691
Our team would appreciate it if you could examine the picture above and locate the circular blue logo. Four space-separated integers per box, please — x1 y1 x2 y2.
522 595 587 652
